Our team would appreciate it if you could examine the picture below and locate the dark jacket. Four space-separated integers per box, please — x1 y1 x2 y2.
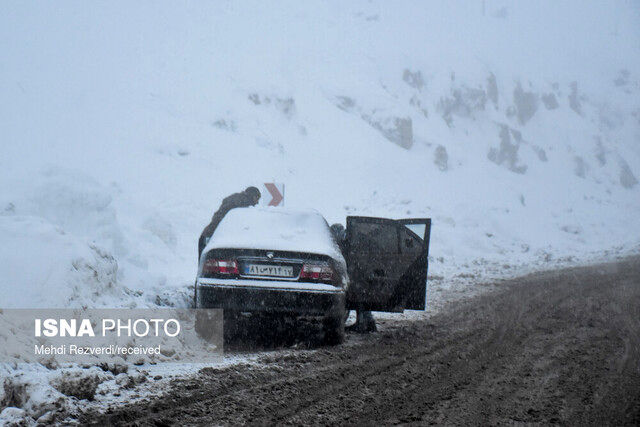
198 192 256 259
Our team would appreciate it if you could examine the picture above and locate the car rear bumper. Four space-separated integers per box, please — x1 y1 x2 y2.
196 278 345 316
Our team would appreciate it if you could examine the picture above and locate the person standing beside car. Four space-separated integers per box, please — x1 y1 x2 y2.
198 186 261 259
330 223 377 333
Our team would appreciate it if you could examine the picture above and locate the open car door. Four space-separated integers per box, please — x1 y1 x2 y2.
345 216 431 312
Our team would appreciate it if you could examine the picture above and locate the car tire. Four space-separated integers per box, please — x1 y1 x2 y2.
222 310 240 342
195 309 217 342
323 314 345 345
193 279 199 308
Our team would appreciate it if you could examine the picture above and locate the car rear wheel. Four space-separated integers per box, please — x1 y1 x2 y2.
195 307 236 343
222 310 241 341
323 313 345 345
195 309 217 341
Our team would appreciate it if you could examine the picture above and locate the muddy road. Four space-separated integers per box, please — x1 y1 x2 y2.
82 257 640 425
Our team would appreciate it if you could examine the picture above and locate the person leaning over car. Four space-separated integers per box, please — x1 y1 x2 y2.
198 186 261 259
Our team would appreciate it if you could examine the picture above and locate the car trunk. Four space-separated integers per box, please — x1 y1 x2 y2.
200 248 341 285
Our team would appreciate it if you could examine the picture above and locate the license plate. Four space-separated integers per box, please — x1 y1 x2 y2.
244 264 294 278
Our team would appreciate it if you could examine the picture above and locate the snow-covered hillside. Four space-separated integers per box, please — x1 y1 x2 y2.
1 1 640 423
1 0 639 311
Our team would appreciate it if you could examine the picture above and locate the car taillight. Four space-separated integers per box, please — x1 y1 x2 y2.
203 259 239 275
300 262 334 282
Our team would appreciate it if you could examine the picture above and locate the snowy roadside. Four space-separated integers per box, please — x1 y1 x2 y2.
383 244 640 321
0 358 257 425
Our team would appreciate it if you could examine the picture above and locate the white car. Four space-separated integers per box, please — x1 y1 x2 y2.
194 207 431 344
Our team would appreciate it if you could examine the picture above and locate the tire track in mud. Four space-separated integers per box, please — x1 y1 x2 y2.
79 256 640 426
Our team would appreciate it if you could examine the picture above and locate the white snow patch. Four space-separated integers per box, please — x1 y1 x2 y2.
205 207 344 264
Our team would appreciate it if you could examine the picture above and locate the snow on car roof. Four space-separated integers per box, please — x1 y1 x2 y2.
203 207 344 262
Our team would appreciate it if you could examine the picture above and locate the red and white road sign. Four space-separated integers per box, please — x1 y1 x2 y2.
262 183 284 207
